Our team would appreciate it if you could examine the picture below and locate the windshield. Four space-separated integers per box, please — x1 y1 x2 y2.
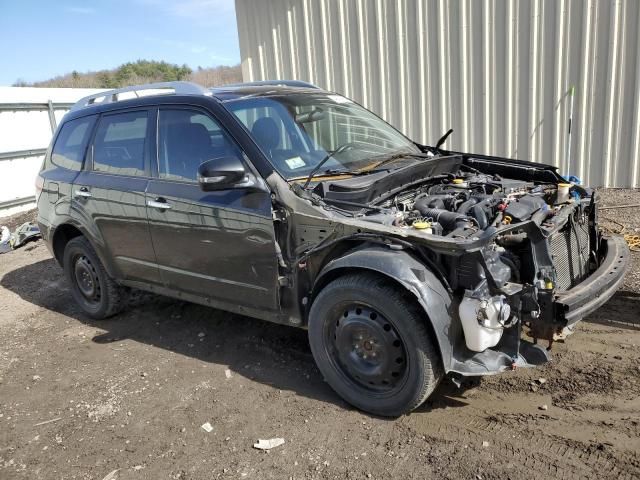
225 93 421 179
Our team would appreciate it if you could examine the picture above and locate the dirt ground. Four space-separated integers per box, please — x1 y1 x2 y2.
1 189 639 480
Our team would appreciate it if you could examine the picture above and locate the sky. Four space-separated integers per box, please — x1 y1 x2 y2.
0 0 241 86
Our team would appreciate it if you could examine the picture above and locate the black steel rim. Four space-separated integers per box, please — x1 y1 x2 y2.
73 254 101 304
326 304 408 394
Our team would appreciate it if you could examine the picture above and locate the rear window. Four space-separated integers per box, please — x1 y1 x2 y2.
51 116 95 170
93 111 148 176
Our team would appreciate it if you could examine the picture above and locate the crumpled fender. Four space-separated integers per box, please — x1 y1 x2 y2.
313 246 457 372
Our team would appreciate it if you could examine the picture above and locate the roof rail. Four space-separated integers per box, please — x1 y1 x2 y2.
220 80 320 89
70 81 209 111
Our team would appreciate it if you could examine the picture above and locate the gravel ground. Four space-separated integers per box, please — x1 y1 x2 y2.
0 190 639 480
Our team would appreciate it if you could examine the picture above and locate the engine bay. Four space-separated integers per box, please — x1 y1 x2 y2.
364 167 583 238
310 154 588 238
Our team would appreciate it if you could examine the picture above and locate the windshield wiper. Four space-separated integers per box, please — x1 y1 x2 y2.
434 128 454 151
302 143 356 189
366 151 431 171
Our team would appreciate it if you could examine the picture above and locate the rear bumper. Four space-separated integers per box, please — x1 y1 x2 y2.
554 235 630 325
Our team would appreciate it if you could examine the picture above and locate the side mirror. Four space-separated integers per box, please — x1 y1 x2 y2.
197 156 251 191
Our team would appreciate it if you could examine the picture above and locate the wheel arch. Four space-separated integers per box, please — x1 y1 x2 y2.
52 224 83 265
51 222 119 278
311 245 457 373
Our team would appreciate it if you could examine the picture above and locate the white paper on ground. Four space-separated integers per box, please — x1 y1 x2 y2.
253 438 285 450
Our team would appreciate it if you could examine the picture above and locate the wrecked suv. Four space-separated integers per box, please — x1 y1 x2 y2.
37 81 630 416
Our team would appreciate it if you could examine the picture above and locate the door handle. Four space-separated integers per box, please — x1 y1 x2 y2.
74 187 92 198
147 198 172 210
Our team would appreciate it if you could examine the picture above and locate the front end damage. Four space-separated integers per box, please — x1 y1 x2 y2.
280 152 630 379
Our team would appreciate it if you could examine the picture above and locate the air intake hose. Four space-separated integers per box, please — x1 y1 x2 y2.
414 199 474 231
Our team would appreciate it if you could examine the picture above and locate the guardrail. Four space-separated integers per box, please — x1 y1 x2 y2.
0 100 71 213
0 101 73 133
0 196 36 211
0 148 47 162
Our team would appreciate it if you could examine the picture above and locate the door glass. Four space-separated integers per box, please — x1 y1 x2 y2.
93 111 148 176
157 109 241 182
51 116 96 171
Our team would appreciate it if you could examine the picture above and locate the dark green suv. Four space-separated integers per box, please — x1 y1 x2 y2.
37 81 629 416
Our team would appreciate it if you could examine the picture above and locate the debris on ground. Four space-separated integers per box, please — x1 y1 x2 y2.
601 216 640 252
101 469 119 480
0 222 41 253
225 369 232 379
253 438 285 450
33 417 62 427
0 225 10 253
201 422 214 433
10 222 41 249
539 404 549 411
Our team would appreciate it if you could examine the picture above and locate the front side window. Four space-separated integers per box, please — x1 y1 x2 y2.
226 94 420 179
93 111 148 176
157 109 241 182
51 116 95 170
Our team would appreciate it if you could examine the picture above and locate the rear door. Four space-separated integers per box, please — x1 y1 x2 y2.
38 115 96 231
145 106 279 311
72 109 160 284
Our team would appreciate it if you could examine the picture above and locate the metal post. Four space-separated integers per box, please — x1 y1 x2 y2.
565 85 575 173
47 100 57 133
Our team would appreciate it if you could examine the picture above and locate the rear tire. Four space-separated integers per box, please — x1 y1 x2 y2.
308 273 443 416
63 236 127 319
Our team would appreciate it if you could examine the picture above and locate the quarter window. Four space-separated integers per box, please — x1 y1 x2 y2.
157 109 241 182
51 116 95 170
93 111 148 176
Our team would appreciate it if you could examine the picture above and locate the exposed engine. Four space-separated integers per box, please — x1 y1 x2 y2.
302 154 607 362
372 170 576 238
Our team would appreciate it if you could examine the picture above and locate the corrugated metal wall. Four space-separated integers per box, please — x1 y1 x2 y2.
235 0 640 187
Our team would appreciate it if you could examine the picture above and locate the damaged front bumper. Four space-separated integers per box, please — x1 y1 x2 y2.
554 235 630 326
448 234 630 378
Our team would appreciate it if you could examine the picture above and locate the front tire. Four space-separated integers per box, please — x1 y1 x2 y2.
308 273 443 416
63 236 127 319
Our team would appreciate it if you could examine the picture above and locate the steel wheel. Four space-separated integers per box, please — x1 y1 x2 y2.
63 236 127 319
309 273 443 416
329 305 408 393
73 255 101 304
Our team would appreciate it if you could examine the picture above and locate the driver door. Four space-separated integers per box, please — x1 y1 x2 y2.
145 107 279 311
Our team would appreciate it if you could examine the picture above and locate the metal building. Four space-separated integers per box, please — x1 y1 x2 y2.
235 0 640 188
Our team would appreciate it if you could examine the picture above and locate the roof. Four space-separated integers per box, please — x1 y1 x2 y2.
69 80 323 112
210 84 326 101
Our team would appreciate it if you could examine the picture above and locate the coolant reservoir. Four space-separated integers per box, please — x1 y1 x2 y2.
412 221 433 234
459 294 509 352
557 183 571 203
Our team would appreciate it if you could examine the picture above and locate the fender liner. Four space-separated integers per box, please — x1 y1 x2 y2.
313 246 457 372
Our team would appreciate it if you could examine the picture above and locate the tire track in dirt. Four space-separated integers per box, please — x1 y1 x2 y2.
408 414 640 480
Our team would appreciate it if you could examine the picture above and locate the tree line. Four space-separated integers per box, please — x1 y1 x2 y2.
14 60 243 88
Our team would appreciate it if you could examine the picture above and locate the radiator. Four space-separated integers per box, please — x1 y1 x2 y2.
549 212 591 291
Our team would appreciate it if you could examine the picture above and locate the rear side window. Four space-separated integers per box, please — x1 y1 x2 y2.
93 111 148 176
51 116 95 170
